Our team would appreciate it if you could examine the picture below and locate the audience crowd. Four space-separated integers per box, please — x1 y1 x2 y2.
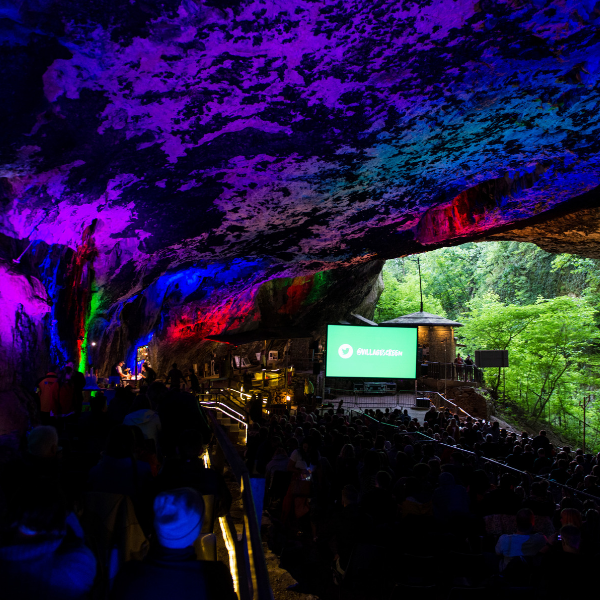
0 368 235 600
248 404 600 598
3 362 600 600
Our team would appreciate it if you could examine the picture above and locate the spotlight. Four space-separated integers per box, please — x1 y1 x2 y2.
91 342 97 346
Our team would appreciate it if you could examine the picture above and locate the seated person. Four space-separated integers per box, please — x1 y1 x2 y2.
329 485 372 572
533 448 552 474
111 488 236 600
495 508 547 571
360 471 398 525
549 459 571 484
522 481 555 517
0 479 96 600
155 430 232 517
266 447 290 479
24 425 62 480
541 525 592 597
88 425 153 499
123 394 162 452
481 473 521 516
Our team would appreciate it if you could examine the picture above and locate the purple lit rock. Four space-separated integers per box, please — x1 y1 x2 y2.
1 0 600 413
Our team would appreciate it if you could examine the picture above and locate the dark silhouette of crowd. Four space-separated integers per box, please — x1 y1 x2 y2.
5 362 600 600
0 372 235 600
251 404 599 599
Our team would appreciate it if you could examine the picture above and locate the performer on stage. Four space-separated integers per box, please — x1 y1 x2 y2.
109 360 125 387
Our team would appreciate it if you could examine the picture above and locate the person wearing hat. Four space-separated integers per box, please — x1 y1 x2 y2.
111 488 235 600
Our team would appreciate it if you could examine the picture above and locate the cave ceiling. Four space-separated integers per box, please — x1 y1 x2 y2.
2 0 600 369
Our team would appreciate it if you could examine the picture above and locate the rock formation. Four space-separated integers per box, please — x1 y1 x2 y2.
1 0 600 428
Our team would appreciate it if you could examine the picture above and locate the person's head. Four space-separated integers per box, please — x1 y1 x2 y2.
27 426 59 459
539 430 547 437
413 462 431 479
516 508 535 534
340 444 355 459
273 447 287 459
90 392 107 413
148 381 169 406
172 363 178 369
154 488 204 549
118 361 125 367
59 366 73 383
132 393 151 412
560 508 582 528
105 425 135 459
341 485 359 507
585 508 600 527
560 525 581 554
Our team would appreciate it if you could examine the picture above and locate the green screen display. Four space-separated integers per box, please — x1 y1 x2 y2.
326 325 417 378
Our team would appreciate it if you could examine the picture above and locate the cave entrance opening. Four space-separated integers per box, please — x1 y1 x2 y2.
375 240 600 448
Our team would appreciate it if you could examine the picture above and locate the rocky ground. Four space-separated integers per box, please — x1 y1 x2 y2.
444 386 489 420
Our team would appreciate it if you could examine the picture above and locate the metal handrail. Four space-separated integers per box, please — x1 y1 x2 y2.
424 390 473 419
421 361 484 383
201 389 249 414
204 408 274 600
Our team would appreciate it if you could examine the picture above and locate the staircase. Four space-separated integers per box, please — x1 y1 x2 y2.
216 412 247 445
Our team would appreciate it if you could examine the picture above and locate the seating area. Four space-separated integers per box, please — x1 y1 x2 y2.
251 404 598 598
3 369 599 600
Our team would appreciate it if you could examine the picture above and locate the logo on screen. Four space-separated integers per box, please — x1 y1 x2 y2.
338 344 353 359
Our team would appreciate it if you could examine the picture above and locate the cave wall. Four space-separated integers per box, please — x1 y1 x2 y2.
0 260 50 434
1 0 600 423
95 259 384 377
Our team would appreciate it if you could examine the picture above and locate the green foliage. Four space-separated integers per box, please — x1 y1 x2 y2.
376 241 600 450
376 269 446 322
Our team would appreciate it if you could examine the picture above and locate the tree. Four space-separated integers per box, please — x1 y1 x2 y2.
458 294 600 422
376 269 446 322
457 293 540 394
509 297 600 422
